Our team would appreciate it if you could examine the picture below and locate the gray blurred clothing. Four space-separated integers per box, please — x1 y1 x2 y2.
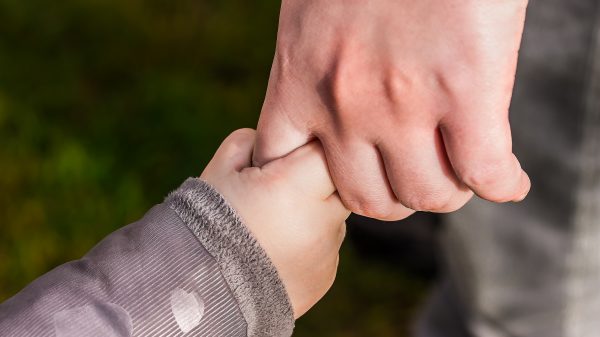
418 0 600 336
0 178 294 337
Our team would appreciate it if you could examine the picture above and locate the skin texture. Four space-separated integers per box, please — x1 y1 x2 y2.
254 0 531 220
201 129 350 318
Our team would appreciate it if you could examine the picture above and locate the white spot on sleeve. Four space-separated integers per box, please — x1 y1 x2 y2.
170 287 205 333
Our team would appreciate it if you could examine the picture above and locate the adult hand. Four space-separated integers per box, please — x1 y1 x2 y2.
254 0 531 220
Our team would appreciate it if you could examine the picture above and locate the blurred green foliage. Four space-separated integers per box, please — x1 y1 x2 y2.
0 0 428 334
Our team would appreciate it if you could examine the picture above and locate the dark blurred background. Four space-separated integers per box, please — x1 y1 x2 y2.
0 1 436 335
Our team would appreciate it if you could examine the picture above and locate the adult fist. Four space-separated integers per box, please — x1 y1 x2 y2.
254 0 531 220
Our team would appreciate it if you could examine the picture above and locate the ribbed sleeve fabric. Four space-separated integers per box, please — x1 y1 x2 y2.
0 204 247 336
0 178 294 337
166 178 295 337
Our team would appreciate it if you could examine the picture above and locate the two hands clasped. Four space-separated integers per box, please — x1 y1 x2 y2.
202 110 529 318
226 0 533 317
1 0 537 332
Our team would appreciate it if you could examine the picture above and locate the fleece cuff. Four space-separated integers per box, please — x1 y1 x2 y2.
165 178 294 337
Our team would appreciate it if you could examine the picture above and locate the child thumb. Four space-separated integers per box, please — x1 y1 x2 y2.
204 129 256 175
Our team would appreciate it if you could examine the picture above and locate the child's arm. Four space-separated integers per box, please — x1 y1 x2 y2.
0 129 349 337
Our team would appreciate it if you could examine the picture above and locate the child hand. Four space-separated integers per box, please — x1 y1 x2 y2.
201 129 350 318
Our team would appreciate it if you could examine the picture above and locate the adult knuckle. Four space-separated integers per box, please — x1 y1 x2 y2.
342 194 394 220
383 68 413 104
460 166 502 190
460 164 515 202
331 74 359 110
440 191 473 213
401 190 453 212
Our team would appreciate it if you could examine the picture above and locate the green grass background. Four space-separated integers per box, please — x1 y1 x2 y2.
0 0 429 334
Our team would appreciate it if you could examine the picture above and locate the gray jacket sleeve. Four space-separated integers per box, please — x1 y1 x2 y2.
0 178 294 337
